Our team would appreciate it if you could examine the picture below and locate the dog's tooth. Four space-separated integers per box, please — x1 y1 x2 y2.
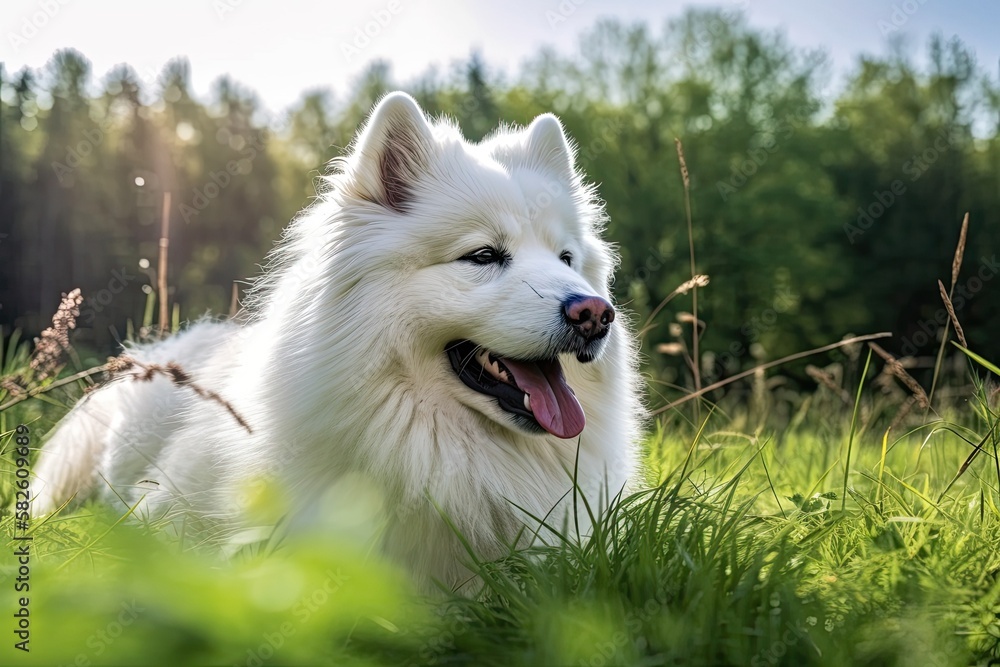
523 394 531 411
475 348 507 382
479 351 495 372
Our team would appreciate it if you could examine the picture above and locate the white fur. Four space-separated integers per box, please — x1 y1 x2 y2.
31 93 643 591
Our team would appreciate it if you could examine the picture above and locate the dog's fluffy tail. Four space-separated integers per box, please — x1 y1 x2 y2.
30 392 116 517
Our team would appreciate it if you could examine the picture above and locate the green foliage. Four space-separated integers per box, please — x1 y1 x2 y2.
2 15 1000 662
3 354 1000 665
1 9 998 380
2 502 425 666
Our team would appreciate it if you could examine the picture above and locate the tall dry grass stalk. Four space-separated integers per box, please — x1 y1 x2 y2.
651 331 892 415
0 353 252 434
674 138 701 400
158 191 172 336
867 342 930 410
927 212 969 407
0 363 111 412
937 279 968 348
805 364 852 404
640 274 710 337
229 282 240 319
104 355 252 434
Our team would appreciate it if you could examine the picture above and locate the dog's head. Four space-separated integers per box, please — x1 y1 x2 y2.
332 92 620 440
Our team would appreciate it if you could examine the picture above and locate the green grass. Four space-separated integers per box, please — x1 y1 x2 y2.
1 343 1000 666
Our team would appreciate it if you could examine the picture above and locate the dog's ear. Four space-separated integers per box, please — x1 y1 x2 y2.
522 114 577 182
347 92 434 213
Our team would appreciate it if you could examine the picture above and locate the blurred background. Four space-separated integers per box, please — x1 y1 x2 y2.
1 0 998 392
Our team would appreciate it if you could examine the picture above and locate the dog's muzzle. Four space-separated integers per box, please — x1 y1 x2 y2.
445 292 615 440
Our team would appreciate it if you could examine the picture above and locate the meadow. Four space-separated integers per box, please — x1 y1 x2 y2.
2 256 999 666
2 11 999 663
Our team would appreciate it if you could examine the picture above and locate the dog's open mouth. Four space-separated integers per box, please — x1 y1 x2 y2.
446 340 585 439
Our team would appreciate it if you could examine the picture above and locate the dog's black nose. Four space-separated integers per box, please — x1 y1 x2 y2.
563 295 615 340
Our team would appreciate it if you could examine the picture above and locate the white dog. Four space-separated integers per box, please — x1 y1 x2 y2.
32 92 643 590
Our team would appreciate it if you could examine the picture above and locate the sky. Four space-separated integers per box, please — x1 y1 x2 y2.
2 0 999 115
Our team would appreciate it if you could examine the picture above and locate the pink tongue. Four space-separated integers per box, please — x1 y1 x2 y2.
501 358 585 439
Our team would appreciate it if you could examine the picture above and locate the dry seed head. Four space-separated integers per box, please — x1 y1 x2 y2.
806 364 852 404
30 288 83 382
951 212 969 288
867 342 930 409
674 138 690 189
938 279 968 347
105 354 137 376
675 274 710 295
805 364 829 382
1 376 24 397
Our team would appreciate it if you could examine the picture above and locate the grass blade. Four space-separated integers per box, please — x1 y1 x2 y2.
842 348 873 512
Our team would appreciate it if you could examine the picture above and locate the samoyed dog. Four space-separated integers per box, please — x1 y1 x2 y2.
32 92 643 590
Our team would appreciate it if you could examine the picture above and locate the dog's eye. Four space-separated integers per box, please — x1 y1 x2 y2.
461 247 506 265
560 251 573 267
